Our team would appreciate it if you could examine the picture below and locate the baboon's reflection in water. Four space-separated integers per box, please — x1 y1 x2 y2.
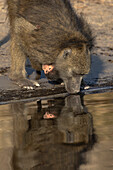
11 95 94 170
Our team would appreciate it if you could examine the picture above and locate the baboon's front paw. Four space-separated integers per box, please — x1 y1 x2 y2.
22 80 40 90
12 79 40 89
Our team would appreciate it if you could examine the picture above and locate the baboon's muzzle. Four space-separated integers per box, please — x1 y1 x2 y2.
64 76 83 94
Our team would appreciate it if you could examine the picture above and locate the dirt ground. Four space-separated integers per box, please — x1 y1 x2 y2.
0 0 113 86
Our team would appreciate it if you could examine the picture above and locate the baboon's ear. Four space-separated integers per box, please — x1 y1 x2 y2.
63 49 72 59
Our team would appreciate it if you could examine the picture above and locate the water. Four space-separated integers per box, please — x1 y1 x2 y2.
0 91 113 170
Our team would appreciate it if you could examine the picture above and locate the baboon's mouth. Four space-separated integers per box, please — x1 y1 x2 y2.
64 76 83 94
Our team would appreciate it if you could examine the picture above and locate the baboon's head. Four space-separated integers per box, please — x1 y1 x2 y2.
55 44 91 94
43 43 91 94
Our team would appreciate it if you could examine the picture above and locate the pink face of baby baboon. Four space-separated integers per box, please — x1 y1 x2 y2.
42 65 54 74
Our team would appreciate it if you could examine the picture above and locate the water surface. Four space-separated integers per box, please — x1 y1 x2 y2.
0 91 113 170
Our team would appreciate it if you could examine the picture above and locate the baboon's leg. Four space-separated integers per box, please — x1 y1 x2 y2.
9 35 40 88
9 35 26 80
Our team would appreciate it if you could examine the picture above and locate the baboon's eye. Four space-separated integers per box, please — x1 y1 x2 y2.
63 49 72 59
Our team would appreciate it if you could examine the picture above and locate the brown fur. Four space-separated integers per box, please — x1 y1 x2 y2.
7 0 94 93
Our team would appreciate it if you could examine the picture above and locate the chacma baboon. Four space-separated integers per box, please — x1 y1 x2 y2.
7 0 94 93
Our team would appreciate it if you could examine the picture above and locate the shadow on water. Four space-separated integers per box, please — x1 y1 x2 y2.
0 94 96 170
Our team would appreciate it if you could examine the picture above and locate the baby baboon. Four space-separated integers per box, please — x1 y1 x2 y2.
7 0 94 93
